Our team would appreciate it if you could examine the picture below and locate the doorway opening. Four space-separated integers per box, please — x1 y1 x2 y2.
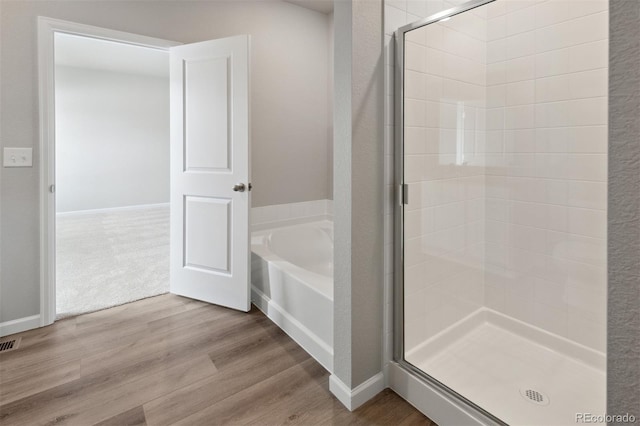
39 17 253 327
54 33 171 318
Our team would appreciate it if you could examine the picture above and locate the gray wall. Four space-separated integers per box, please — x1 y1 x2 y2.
327 12 335 200
55 66 169 212
608 1 640 423
0 0 331 323
333 0 384 389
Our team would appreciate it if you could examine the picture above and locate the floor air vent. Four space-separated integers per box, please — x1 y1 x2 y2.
519 388 550 405
0 337 21 353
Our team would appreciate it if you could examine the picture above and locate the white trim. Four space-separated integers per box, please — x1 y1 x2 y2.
388 362 493 426
251 215 330 232
329 372 385 411
38 16 180 331
38 17 56 328
251 286 333 372
0 315 41 338
251 199 332 226
37 17 180 50
56 202 169 217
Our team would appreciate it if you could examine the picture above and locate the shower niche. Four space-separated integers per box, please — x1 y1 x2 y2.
395 0 608 424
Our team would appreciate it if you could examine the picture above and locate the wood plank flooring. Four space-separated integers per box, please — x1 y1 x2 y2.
0 294 435 425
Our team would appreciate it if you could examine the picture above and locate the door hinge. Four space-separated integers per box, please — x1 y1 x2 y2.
399 184 408 205
49 184 55 194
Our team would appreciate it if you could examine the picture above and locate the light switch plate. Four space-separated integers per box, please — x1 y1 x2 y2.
3 148 33 167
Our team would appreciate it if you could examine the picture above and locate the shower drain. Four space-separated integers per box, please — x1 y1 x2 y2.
519 388 550 406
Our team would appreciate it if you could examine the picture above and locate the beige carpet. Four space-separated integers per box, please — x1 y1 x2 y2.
56 205 169 319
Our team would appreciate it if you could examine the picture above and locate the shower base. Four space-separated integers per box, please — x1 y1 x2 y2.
406 308 605 426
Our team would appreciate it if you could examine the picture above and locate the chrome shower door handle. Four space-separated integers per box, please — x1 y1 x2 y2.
233 183 246 192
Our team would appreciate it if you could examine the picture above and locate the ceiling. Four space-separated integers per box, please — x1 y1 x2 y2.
284 0 334 14
55 33 169 78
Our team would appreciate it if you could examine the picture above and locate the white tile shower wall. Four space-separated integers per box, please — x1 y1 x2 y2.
383 0 487 356
483 0 608 352
384 0 608 360
251 199 333 227
384 0 444 367
403 13 489 351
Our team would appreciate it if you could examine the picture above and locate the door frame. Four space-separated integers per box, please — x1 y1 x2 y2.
37 17 180 326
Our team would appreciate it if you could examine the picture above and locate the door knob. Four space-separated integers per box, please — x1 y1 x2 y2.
233 183 246 192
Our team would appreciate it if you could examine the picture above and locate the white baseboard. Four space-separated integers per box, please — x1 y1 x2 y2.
329 372 385 411
56 202 169 217
0 314 41 338
251 286 333 372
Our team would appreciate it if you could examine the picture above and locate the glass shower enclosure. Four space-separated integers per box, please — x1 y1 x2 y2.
395 0 608 424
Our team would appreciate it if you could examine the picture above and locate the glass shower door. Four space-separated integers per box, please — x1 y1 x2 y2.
397 1 608 424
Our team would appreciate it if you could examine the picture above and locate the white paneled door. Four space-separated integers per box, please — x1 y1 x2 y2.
170 35 251 311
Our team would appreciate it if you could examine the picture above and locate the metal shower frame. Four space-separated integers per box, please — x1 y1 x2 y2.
393 1 507 424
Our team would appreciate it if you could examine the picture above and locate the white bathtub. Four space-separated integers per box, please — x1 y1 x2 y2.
251 219 333 371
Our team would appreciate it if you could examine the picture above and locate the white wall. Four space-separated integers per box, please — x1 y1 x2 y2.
0 0 332 323
55 66 169 212
483 0 608 352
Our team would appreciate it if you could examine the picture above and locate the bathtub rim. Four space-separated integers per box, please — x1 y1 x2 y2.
251 219 334 301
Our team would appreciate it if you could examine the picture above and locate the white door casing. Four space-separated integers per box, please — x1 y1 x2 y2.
169 35 251 311
35 19 251 338
36 17 181 335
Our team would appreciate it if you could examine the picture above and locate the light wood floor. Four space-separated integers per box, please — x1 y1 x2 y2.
0 294 435 425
